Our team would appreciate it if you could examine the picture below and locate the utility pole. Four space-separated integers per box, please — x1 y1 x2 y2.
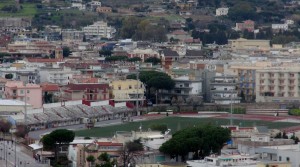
230 88 233 126
136 65 139 116
24 83 27 128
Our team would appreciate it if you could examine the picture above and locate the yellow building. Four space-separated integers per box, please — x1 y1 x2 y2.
257 162 291 167
111 79 145 104
228 38 270 50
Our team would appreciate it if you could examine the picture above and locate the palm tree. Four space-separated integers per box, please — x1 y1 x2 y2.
86 155 96 167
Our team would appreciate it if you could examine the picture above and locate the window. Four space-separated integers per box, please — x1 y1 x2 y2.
286 157 290 162
20 90 24 94
118 86 121 90
27 90 30 94
129 85 132 89
279 156 281 161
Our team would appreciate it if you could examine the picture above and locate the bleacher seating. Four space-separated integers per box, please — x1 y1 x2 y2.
22 103 135 129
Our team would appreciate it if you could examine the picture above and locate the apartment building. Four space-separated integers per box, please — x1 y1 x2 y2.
4 81 42 108
0 77 7 99
111 79 145 105
229 62 272 102
0 17 31 33
256 68 300 102
228 38 270 50
128 48 159 62
210 75 240 105
39 67 79 85
62 29 84 42
83 21 116 39
160 75 202 102
63 83 109 101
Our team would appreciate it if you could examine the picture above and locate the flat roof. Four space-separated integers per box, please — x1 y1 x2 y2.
0 99 31 106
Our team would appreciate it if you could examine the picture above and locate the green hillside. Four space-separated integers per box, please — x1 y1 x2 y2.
0 0 38 17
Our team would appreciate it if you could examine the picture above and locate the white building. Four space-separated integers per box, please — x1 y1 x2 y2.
39 67 79 85
272 24 289 31
255 144 300 167
83 21 116 39
216 7 229 16
71 3 86 10
210 74 240 104
160 75 202 101
285 19 294 25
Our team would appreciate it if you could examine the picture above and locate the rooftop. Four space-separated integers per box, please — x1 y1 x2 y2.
0 99 31 106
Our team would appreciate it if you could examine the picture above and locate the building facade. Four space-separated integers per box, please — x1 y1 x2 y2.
228 38 270 50
63 83 109 101
4 81 42 108
255 68 300 103
210 75 240 104
111 79 145 105
160 75 202 102
216 7 229 16
83 21 116 39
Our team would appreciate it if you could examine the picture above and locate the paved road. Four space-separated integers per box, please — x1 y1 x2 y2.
29 119 123 140
0 141 47 167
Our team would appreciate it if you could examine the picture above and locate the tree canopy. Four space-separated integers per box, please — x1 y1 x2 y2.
159 125 231 161
145 57 161 65
127 71 175 90
62 46 71 58
120 17 168 42
120 139 144 166
41 129 75 163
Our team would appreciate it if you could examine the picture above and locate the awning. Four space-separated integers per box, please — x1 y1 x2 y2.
28 143 43 150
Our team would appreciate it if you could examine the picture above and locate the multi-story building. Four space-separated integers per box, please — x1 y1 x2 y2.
128 48 159 62
4 81 42 108
0 17 31 33
83 21 116 39
39 67 79 85
84 142 123 167
216 7 229 16
111 79 145 106
255 68 300 102
228 38 270 50
62 29 84 42
0 77 7 99
7 41 56 56
160 75 202 102
229 62 272 102
210 75 240 105
63 83 109 101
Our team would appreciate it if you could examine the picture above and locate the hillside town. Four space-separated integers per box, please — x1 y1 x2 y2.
1 0 300 167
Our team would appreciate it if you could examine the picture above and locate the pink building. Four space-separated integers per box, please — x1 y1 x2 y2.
236 20 255 32
5 81 42 108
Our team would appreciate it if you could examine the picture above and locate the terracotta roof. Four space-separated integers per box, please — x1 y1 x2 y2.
184 38 201 43
40 83 60 92
96 142 123 146
27 58 63 63
65 83 109 91
171 30 188 35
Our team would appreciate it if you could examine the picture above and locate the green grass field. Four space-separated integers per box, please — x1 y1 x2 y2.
0 1 37 17
75 117 300 138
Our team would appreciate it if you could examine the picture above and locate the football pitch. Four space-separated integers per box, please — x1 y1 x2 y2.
75 116 300 138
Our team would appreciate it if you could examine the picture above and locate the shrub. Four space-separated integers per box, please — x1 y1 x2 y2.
289 109 300 116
